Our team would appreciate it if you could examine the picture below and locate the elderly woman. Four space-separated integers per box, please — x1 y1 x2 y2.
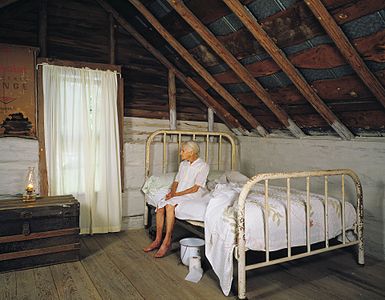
144 141 209 258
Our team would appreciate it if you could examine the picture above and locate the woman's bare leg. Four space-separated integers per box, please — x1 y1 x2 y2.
155 204 175 258
143 207 164 252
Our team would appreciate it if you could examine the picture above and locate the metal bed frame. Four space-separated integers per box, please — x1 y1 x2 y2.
144 129 364 299
144 129 236 227
236 169 364 299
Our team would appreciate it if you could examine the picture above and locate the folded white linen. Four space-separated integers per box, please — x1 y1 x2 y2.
142 171 250 221
175 192 211 221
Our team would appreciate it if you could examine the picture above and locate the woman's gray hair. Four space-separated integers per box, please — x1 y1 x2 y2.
182 141 200 156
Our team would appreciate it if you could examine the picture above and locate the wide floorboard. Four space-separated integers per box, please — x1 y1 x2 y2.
0 229 384 299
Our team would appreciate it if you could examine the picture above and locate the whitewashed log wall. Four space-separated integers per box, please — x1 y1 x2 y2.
0 138 39 195
2 119 384 261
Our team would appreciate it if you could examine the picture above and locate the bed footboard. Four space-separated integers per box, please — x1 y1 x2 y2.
236 169 364 300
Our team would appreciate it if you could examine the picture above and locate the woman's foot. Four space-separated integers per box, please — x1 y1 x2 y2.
154 243 171 258
143 240 161 252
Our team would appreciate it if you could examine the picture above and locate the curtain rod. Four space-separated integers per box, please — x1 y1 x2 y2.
35 63 122 77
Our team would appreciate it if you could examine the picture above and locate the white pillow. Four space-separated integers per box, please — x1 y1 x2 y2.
225 171 250 185
206 170 250 190
207 170 227 191
207 170 226 183
142 172 176 196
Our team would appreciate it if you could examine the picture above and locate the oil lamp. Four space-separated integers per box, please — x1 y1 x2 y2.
23 167 37 202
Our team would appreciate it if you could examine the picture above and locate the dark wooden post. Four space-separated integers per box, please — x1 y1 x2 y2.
109 13 116 64
208 107 214 133
38 0 47 57
37 66 48 195
168 69 177 130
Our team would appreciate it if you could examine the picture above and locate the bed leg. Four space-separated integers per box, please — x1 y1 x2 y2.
357 201 365 265
144 205 149 227
358 231 365 265
238 247 247 300
358 245 365 265
354 172 364 266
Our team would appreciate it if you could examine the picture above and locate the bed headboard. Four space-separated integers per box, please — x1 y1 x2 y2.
144 129 237 226
145 129 237 179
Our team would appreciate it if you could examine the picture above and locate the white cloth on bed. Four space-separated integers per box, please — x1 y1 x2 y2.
204 183 239 295
174 192 212 220
173 171 249 221
204 183 357 296
144 170 246 221
145 188 210 221
151 158 210 211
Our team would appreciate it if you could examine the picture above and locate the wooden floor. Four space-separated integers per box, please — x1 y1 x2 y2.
1 229 385 299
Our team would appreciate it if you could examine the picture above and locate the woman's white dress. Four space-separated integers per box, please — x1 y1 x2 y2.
156 157 209 210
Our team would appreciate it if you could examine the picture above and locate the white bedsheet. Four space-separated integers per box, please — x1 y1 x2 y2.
204 183 357 296
144 187 211 221
143 171 249 221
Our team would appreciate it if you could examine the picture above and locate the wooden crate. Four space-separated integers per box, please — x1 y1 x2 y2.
0 195 80 272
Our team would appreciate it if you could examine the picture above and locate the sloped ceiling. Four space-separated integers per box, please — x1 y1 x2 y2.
106 0 385 138
1 0 385 138
0 0 212 123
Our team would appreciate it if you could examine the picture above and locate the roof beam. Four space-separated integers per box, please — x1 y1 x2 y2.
223 0 354 140
305 0 385 110
95 0 244 134
127 0 268 137
168 0 305 138
225 3 353 140
0 0 19 9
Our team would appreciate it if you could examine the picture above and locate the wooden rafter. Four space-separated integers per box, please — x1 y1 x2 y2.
224 0 355 140
168 0 305 138
161 0 383 66
0 0 19 9
194 29 385 83
95 0 245 134
306 0 385 110
127 0 268 137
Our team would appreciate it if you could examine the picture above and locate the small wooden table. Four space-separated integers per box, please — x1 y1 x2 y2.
0 195 80 272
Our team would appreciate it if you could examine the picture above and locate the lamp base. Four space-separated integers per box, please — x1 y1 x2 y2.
23 193 36 202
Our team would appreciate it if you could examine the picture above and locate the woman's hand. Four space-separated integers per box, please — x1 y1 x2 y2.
165 191 175 200
166 181 179 200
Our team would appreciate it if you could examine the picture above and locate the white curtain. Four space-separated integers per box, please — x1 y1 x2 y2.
43 64 122 234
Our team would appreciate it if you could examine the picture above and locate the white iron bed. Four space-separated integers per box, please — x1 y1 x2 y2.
143 129 364 299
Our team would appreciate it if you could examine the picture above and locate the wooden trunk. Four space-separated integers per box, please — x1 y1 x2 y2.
0 195 80 272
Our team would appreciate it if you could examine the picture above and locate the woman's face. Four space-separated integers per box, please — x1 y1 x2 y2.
180 146 194 161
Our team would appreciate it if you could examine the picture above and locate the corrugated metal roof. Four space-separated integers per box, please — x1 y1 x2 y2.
119 0 385 136
342 9 385 39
